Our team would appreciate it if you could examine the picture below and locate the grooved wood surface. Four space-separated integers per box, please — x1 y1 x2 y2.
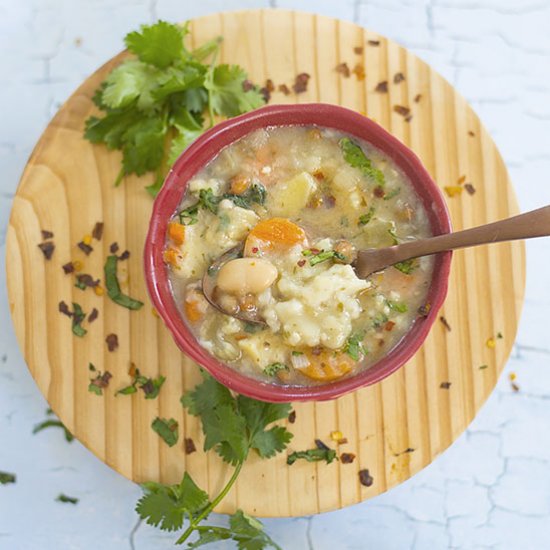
5 9 525 517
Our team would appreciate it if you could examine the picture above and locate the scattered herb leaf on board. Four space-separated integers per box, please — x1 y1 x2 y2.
56 494 79 504
287 447 338 465
85 20 265 195
136 373 291 546
151 417 179 447
0 472 16 485
104 255 144 310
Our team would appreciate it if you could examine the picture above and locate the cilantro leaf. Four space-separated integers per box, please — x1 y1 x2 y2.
387 300 408 313
104 255 144 310
358 206 376 226
250 426 293 459
56 493 79 504
33 418 74 443
263 363 288 377
343 332 367 361
188 526 233 548
393 259 417 275
151 417 179 447
205 64 264 117
136 472 209 532
339 137 385 186
229 510 282 550
287 447 338 465
0 471 16 485
125 21 187 69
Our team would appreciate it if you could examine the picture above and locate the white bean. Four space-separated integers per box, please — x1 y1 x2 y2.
217 258 278 296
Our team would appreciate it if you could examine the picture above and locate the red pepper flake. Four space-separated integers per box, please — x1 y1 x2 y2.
89 371 112 393
468 130 475 137
440 381 452 389
373 186 385 198
359 469 374 487
293 72 311 94
77 241 93 256
340 452 356 464
92 222 104 241
368 39 380 46
184 438 196 455
439 316 452 331
315 439 330 451
88 308 99 323
58 301 72 317
242 79 254 92
414 93 422 103
260 86 271 102
297 259 306 267
393 72 405 84
375 81 388 93
77 274 99 288
278 84 291 95
418 303 431 317
118 250 130 261
338 437 348 445
110 242 119 254
384 321 396 332
335 62 351 77
352 63 366 81
393 105 411 117
354 46 364 55
251 247 259 254
309 248 320 255
38 241 55 260
464 183 476 195
41 230 54 240
62 262 75 274
105 333 119 352
288 410 296 424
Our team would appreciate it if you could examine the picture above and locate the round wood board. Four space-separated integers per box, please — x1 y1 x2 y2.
6 9 525 517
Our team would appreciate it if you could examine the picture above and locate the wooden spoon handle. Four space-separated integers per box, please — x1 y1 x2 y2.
403 204 550 257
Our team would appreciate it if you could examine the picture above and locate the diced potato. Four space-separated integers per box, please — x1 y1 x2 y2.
268 171 317 217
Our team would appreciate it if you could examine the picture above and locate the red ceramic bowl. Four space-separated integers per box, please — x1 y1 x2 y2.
144 103 452 402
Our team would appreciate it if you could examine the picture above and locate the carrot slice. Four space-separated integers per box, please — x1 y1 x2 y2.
184 290 208 322
167 222 186 246
163 246 181 268
244 218 306 256
229 174 251 195
300 349 354 382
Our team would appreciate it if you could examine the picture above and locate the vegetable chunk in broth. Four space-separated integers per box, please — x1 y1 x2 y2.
165 125 433 386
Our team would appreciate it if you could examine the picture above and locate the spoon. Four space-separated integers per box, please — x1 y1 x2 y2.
203 205 550 324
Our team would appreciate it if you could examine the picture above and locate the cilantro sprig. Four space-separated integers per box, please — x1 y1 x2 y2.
85 21 265 196
339 137 385 186
136 373 291 547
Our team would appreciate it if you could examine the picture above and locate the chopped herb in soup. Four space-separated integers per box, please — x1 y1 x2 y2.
165 126 433 385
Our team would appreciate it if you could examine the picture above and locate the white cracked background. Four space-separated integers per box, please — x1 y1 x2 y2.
1 0 550 549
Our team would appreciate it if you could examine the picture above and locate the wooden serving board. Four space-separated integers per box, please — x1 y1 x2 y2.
6 10 525 517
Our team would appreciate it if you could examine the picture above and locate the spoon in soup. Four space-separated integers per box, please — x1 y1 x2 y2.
203 205 550 324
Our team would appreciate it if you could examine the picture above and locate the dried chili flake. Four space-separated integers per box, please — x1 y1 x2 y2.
105 333 119 352
353 63 366 81
464 183 476 195
479 364 488 370
77 241 93 255
468 130 475 137
288 410 296 424
359 469 374 487
511 382 520 392
58 301 72 317
439 316 452 331
373 186 385 198
88 371 112 395
414 93 422 103
315 439 330 451
497 332 503 339
404 114 413 123
293 72 311 94
184 437 197 455
242 79 254 92
335 62 351 77
41 230 54 240
77 274 99 288
440 381 452 389
393 72 405 84
91 222 103 241
393 105 411 117
260 86 271 102
110 242 119 254
375 81 388 93
354 46 364 54
88 308 99 323
394 447 415 456
297 259 306 267
457 175 466 185
62 262 75 274
265 79 275 92
326 195 336 208
278 83 291 95
384 321 396 332
368 39 380 46
118 250 130 261
38 241 55 260
341 453 356 464
418 303 431 317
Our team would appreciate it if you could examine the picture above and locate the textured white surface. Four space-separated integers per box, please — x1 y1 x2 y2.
1 0 550 548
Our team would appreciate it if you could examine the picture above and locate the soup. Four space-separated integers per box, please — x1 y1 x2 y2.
164 126 433 385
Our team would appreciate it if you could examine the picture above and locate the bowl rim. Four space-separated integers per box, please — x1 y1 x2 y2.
144 103 452 402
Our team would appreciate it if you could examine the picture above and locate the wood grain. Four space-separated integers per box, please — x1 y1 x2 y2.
6 10 525 517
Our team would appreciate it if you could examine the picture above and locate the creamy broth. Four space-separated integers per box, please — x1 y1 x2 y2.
165 126 433 386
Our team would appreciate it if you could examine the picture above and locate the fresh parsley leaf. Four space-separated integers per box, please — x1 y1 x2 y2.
263 363 288 377
205 64 265 117
0 471 16 485
339 137 385 186
309 249 346 266
287 447 338 465
137 472 209 532
358 206 375 226
387 300 408 313
104 255 144 310
343 332 367 361
394 259 417 275
152 417 179 447
125 21 187 69
56 494 79 504
71 302 87 337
